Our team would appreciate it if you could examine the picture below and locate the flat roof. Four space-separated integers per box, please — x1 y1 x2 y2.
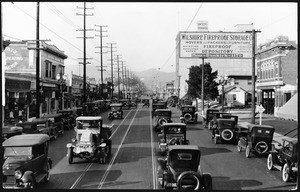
3 134 50 147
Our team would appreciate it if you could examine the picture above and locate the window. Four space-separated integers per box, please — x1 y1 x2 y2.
247 80 252 85
233 94 236 101
45 62 49 78
234 81 239 85
52 65 56 79
45 61 52 78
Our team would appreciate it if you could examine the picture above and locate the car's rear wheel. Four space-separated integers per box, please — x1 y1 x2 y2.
267 153 274 170
68 148 73 164
282 163 291 182
245 145 251 158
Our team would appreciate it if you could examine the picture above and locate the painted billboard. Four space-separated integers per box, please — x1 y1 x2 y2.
4 43 35 73
179 32 253 59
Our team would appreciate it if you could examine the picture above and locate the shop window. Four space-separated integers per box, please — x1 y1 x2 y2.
247 80 252 85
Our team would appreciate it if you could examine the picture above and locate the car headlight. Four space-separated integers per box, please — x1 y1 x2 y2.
14 170 22 179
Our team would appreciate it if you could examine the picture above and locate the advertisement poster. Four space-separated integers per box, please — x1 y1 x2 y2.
179 32 253 59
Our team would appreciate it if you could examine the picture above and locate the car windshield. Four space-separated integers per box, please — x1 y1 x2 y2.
111 106 121 111
183 107 194 112
4 146 32 157
77 120 100 129
157 111 170 116
167 127 183 134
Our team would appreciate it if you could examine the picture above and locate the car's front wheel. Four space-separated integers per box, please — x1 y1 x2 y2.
267 153 274 170
44 162 51 182
282 163 291 182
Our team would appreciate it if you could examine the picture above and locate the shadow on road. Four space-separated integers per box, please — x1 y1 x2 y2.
198 146 232 156
212 176 263 190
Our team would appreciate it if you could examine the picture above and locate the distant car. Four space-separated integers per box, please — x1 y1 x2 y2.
16 118 59 140
2 134 52 189
2 126 23 141
108 103 123 120
156 145 212 190
158 123 190 155
267 138 298 182
237 124 275 158
180 105 197 124
153 109 173 132
119 99 131 109
67 116 112 164
130 99 138 108
203 108 219 129
41 113 65 135
207 112 231 130
211 116 239 144
152 103 166 118
58 108 78 130
142 99 150 107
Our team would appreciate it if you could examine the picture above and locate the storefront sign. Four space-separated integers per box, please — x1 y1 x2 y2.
179 32 252 59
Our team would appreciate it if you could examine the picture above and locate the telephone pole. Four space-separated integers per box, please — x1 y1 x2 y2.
76 2 94 103
115 55 121 99
107 43 116 98
121 61 126 98
95 25 108 99
36 2 40 118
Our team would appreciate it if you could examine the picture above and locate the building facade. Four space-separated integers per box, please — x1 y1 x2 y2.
256 35 297 115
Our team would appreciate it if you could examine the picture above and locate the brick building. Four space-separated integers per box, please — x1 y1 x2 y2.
256 35 297 115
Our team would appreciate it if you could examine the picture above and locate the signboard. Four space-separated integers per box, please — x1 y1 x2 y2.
179 32 252 59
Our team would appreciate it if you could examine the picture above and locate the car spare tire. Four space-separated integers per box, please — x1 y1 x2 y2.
177 171 201 190
158 118 167 126
221 129 234 141
254 141 268 154
184 113 192 121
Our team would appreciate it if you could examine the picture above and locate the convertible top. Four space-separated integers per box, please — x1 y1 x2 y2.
3 134 50 147
168 145 199 151
76 116 103 121
163 122 186 127
247 124 274 132
155 109 171 112
110 103 123 107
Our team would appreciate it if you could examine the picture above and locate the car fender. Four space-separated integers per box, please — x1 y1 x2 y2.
21 171 34 183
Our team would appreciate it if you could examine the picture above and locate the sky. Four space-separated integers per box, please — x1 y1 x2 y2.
2 2 298 82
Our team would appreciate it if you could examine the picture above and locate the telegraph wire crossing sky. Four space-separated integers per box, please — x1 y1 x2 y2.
2 2 297 82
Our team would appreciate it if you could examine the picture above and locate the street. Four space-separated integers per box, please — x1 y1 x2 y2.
36 104 295 190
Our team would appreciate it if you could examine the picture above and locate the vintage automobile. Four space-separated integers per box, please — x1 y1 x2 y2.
203 108 219 129
108 103 123 120
180 105 197 124
130 99 138 108
211 116 239 144
58 108 78 130
267 138 298 182
142 99 150 107
153 109 173 132
152 102 167 118
42 113 64 135
2 134 53 189
119 99 131 109
158 123 190 155
76 105 88 116
157 145 212 190
207 112 231 130
67 116 112 164
2 126 23 141
237 124 275 158
16 118 59 140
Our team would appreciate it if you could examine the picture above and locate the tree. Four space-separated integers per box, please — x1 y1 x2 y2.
186 63 219 100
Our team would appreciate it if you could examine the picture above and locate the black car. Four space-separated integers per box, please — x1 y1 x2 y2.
180 105 197 124
267 138 298 182
212 117 239 144
203 108 219 129
153 109 173 132
119 99 131 110
108 103 123 120
237 124 275 158
152 103 166 118
158 123 189 155
157 145 212 190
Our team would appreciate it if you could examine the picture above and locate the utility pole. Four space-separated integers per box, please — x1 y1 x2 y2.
115 55 121 99
76 2 94 103
247 29 261 124
36 2 40 118
201 56 206 115
107 43 116 99
125 66 128 98
95 25 108 99
121 61 126 98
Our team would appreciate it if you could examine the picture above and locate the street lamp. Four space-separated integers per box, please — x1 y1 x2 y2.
216 75 228 112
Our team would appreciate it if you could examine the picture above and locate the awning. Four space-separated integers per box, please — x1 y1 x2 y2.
5 79 31 92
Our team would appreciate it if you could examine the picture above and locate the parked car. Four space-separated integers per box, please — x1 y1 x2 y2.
58 108 77 130
237 124 275 158
2 126 23 141
153 109 173 132
108 103 123 120
67 116 112 164
76 105 88 116
16 118 59 140
158 123 190 155
203 108 219 129
180 105 197 124
119 99 131 109
42 113 64 135
130 99 138 108
267 138 298 182
142 99 150 107
152 103 166 118
211 117 239 144
207 112 231 130
156 145 212 190
2 134 53 189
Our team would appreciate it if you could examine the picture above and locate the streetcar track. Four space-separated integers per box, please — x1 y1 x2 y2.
69 109 134 189
97 107 140 189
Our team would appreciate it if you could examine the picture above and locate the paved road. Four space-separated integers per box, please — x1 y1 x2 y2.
37 104 296 190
